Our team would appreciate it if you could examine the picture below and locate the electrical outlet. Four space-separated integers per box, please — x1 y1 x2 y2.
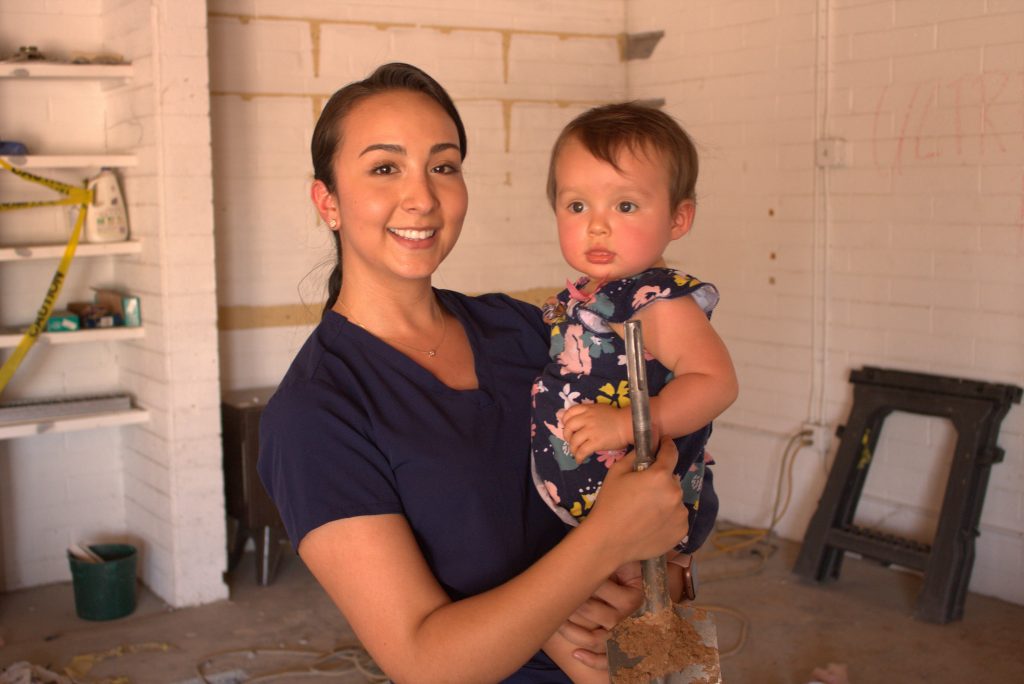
815 137 846 168
801 421 833 453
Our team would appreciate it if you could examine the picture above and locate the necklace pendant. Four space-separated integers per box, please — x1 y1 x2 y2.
427 350 436 358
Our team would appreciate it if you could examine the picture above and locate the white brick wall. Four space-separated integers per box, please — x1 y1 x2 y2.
208 0 627 386
0 2 134 592
103 0 226 607
0 0 225 606
629 0 1024 606
3 0 1020 611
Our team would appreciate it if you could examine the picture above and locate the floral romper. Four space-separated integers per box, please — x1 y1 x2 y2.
530 268 720 554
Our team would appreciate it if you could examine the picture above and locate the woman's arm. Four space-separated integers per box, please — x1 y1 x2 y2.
551 555 691 672
300 439 688 684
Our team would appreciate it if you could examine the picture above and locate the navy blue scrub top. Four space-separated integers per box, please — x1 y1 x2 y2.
259 290 572 683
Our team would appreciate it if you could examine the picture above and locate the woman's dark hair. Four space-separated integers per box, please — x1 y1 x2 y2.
312 62 467 315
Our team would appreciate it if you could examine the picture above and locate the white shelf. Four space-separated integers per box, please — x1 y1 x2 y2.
0 240 142 262
0 407 149 440
0 326 145 349
0 62 132 80
0 154 137 168
1 55 143 443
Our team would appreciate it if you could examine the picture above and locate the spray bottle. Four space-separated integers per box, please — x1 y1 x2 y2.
83 168 129 243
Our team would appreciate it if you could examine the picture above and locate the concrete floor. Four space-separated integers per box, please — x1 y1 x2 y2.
1 531 1022 683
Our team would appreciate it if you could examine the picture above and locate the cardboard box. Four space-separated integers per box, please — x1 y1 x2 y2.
92 289 142 327
45 311 80 332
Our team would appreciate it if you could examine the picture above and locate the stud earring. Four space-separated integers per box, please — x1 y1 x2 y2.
328 218 337 229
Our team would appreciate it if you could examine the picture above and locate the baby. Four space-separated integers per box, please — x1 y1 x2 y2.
530 102 739 681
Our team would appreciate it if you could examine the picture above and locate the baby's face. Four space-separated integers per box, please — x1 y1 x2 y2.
552 137 692 284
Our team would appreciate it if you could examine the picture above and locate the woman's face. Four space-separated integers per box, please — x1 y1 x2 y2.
327 89 468 286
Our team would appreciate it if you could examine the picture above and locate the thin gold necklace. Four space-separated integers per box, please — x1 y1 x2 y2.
336 300 448 358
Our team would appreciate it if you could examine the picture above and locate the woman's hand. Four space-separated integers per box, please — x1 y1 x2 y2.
584 436 689 564
557 562 644 670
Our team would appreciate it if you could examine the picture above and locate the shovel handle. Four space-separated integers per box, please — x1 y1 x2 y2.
624 320 673 615
624 320 654 468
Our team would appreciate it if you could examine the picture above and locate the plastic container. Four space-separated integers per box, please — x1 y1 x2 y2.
67 543 137 620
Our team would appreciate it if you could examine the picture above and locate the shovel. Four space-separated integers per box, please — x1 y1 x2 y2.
606 320 722 684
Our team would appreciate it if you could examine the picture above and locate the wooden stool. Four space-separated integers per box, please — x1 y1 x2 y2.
222 387 286 586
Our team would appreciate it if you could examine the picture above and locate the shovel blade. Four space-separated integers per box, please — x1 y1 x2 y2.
607 603 721 684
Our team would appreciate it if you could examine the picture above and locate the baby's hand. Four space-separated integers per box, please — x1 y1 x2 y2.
562 403 633 463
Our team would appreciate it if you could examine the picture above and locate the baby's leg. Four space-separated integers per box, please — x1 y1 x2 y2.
543 632 609 684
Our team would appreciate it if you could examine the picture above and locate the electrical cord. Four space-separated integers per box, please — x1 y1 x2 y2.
691 428 815 661
195 644 387 683
189 430 814 678
702 429 813 561
700 604 749 659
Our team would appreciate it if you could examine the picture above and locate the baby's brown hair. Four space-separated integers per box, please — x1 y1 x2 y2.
546 102 698 211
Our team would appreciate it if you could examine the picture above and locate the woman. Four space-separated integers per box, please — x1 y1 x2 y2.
258 62 691 683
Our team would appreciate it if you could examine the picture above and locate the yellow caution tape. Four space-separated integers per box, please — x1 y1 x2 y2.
0 157 93 396
0 157 93 208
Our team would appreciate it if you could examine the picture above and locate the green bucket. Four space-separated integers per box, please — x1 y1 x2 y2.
67 544 137 621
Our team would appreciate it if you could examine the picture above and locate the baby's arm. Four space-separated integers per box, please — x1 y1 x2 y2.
635 295 738 439
561 296 737 459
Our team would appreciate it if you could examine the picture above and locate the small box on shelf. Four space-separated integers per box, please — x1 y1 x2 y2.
93 288 142 327
45 311 79 332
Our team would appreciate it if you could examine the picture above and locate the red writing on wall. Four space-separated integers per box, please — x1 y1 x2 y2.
872 72 1024 228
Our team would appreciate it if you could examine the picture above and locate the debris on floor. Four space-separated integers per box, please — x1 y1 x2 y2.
0 662 72 684
808 662 850 684
195 644 387 683
62 642 173 682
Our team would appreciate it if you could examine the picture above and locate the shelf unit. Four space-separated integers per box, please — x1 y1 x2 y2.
0 62 132 80
0 326 145 349
0 62 146 437
0 407 149 440
0 154 138 168
0 239 142 261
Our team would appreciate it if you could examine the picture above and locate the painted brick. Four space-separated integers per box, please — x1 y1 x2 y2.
891 222 979 252
826 323 888 356
831 1 894 34
934 252 1024 284
850 25 937 60
975 340 1024 375
848 301 932 333
893 48 985 84
710 0 777 28
889 275 979 309
933 308 1024 343
147 0 1013 609
979 282 1024 315
935 191 1022 225
937 15 1024 51
894 0 989 28
830 57 894 90
982 486 1023 530
711 46 778 77
885 329 975 367
982 42 1024 71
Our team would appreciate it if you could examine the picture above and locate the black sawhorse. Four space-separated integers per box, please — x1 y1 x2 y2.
793 366 1021 623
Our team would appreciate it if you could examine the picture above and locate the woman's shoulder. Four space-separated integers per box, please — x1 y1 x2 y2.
437 288 545 334
262 314 369 419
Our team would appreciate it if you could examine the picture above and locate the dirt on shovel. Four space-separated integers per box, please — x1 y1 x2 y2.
610 606 720 684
